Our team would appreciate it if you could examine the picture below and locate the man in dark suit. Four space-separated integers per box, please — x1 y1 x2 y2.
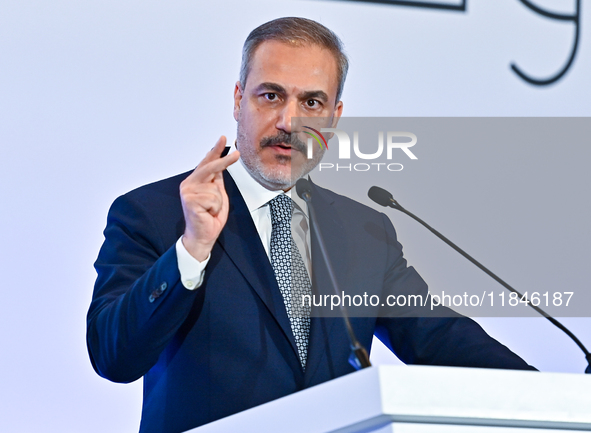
87 17 535 433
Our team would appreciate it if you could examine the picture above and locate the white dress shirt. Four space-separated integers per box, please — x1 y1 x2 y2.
175 156 310 290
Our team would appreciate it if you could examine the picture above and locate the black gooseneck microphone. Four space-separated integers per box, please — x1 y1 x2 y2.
368 185 591 374
296 178 371 370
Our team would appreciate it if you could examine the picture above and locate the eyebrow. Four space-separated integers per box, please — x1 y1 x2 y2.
254 82 286 94
299 90 329 103
253 82 330 103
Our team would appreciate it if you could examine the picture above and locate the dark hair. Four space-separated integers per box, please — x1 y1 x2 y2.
239 17 349 103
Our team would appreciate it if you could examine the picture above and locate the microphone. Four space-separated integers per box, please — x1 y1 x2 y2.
295 178 312 202
368 185 591 374
368 186 399 208
296 178 371 370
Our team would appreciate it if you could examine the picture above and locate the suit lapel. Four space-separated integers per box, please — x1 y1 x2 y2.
217 172 351 378
216 171 300 362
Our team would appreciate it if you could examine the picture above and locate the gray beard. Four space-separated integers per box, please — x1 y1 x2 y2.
236 125 325 190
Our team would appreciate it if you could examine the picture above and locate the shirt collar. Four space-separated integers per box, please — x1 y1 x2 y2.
227 158 307 215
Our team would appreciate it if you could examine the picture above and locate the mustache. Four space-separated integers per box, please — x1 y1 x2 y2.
260 131 307 153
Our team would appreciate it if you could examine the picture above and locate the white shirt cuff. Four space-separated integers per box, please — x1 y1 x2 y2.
175 237 210 290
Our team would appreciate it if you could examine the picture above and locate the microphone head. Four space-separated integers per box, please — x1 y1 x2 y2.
296 178 313 201
368 186 395 207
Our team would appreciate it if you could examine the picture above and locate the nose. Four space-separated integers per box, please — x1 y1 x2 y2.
275 98 299 134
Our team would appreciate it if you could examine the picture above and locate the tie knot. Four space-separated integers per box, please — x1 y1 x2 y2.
268 194 293 225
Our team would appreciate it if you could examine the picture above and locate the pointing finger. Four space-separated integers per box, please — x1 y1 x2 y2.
189 149 240 184
200 136 228 165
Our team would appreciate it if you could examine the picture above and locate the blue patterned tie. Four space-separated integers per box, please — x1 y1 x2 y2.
268 194 312 369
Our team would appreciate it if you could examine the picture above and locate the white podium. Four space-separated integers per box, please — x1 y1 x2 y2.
187 366 591 433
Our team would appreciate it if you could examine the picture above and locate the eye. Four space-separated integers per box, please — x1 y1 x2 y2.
264 93 277 101
306 99 320 108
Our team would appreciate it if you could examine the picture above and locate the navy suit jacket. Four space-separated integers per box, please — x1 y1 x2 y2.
87 170 535 433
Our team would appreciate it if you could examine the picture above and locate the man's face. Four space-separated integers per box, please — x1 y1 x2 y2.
234 40 343 191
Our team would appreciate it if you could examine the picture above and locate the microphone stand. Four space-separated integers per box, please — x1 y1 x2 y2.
297 179 371 370
369 186 591 374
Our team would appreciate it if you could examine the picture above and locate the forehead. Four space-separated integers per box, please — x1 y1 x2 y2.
246 40 339 100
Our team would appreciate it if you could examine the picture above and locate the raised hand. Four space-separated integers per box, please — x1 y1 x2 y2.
180 136 240 261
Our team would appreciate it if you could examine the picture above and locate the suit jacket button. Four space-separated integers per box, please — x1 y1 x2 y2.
149 282 168 302
156 282 167 295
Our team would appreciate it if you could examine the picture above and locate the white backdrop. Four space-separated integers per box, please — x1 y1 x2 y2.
1 0 589 431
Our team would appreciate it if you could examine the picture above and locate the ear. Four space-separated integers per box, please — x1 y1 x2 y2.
233 82 243 121
330 100 343 128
